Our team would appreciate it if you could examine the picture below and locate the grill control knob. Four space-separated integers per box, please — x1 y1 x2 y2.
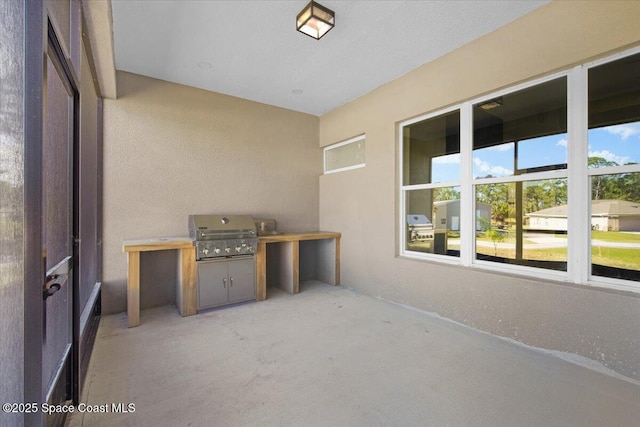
225 247 231 254
202 248 210 255
214 248 221 254
236 246 242 253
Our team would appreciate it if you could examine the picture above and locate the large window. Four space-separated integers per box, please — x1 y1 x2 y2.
473 77 568 271
588 52 640 282
399 48 640 290
402 109 460 257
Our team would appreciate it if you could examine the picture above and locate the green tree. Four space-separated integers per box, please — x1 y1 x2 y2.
589 156 619 200
478 216 505 256
476 183 511 226
433 187 460 202
620 169 640 203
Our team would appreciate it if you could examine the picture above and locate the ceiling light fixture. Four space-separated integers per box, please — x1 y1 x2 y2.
479 97 503 110
296 1 335 40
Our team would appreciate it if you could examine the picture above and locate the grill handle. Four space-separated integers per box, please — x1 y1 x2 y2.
198 230 256 238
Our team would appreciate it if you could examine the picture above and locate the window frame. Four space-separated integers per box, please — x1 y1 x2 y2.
584 49 640 291
397 46 640 293
471 74 570 279
399 104 464 263
323 134 366 175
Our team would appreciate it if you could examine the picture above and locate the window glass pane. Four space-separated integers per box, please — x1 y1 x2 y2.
590 172 640 282
324 137 365 173
403 111 460 185
588 123 640 168
431 153 460 183
473 142 514 178
517 134 567 171
473 77 567 175
588 52 640 168
475 179 568 271
405 187 460 257
44 55 71 271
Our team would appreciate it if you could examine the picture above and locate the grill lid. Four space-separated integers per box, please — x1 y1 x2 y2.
407 214 432 227
189 215 257 240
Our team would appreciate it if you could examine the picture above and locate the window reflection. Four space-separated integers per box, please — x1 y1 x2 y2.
590 173 640 281
473 77 567 176
473 142 514 178
472 77 568 272
403 111 460 186
406 187 460 256
588 52 640 282
517 134 567 172
475 179 568 271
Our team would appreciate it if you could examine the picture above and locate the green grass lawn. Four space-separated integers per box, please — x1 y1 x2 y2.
591 246 640 270
592 230 640 243
473 230 640 270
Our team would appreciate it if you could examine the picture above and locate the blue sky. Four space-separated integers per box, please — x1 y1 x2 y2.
431 122 640 183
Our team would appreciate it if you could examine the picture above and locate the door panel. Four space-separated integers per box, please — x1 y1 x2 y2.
42 41 74 420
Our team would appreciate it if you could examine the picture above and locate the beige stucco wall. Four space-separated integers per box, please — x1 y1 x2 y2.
319 1 640 381
103 71 320 314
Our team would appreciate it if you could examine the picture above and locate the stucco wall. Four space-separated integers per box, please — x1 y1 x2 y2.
319 1 640 381
103 72 320 314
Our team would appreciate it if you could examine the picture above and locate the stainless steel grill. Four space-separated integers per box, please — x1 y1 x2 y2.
188 215 258 310
189 215 258 260
407 214 435 243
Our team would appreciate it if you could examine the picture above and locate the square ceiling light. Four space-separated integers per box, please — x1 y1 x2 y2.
296 1 335 40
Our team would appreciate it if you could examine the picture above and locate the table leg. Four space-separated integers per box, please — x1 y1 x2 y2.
335 236 340 286
292 240 300 294
177 247 197 316
127 251 140 327
256 242 267 301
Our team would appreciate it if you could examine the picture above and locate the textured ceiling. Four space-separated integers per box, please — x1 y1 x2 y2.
111 0 549 116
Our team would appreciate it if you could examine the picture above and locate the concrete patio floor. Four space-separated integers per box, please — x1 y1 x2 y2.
67 281 640 426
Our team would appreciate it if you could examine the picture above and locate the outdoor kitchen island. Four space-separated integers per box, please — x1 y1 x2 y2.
256 232 341 300
123 231 340 327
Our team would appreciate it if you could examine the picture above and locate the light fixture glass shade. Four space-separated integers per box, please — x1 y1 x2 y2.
296 1 335 40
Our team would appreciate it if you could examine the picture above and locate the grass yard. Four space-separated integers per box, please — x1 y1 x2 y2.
474 230 640 271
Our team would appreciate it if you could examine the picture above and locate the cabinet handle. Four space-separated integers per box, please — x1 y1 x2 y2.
223 277 226 288
230 277 233 287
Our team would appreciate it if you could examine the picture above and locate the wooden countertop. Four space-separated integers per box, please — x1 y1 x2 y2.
258 231 341 243
123 237 193 252
123 232 341 252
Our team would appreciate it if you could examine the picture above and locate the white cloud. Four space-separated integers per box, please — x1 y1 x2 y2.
556 139 567 147
603 123 640 140
473 157 513 177
588 149 631 165
432 153 460 164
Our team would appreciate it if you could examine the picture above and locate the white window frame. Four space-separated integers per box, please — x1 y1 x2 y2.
583 48 640 293
398 47 640 294
471 72 570 282
323 134 365 174
399 105 463 264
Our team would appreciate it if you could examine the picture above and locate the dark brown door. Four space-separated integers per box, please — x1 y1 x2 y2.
41 26 76 426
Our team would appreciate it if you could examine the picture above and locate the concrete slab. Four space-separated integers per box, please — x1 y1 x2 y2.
67 281 640 426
